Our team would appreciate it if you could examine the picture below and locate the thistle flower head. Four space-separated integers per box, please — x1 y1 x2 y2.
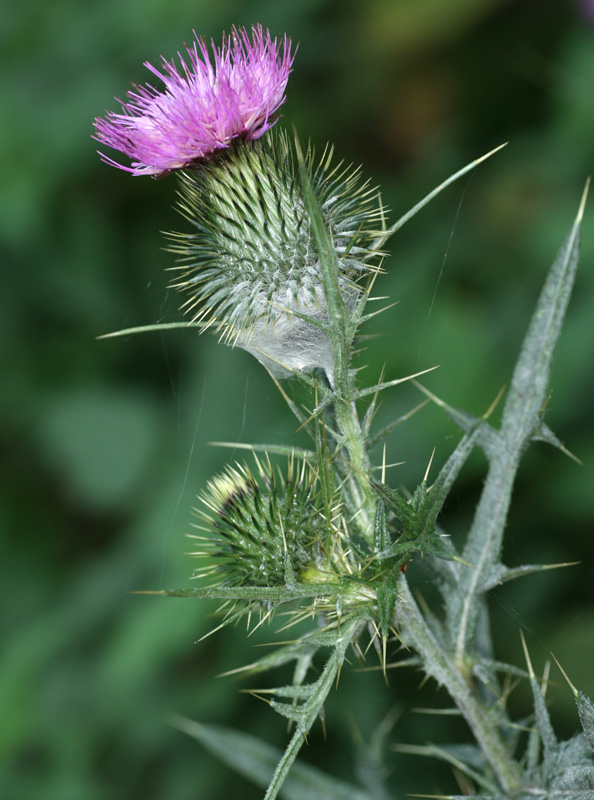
169 132 384 378
93 25 294 176
190 458 323 588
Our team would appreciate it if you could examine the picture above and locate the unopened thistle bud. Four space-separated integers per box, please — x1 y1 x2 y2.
169 133 383 378
190 458 322 588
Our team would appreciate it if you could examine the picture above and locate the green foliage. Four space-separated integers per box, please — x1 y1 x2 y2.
577 692 594 755
5 3 594 800
173 717 373 800
157 156 591 800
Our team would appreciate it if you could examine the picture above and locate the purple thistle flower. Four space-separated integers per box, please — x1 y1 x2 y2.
93 25 294 177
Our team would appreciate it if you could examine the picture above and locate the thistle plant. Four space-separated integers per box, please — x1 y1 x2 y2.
95 24 594 800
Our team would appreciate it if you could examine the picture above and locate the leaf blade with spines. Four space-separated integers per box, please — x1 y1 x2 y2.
446 184 588 663
501 180 589 450
577 692 594 754
263 614 365 800
151 584 348 601
370 425 480 569
172 717 373 800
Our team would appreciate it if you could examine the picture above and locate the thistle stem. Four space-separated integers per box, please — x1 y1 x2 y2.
449 451 520 666
396 575 523 795
333 388 377 542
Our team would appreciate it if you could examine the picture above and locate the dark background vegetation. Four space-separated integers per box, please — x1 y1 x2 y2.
2 0 594 797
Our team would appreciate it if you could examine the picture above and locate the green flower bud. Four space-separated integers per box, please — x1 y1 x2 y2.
168 132 383 378
190 458 323 588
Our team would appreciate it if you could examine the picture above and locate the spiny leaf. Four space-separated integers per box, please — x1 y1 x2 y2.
98 321 203 339
447 184 588 662
171 716 373 800
413 381 501 459
367 398 430 449
373 499 389 554
393 741 496 794
530 422 582 463
577 692 594 754
370 427 479 567
375 579 398 642
488 561 580 590
411 425 482 538
254 684 314 700
146 584 344 601
369 480 414 524
520 631 557 755
209 441 315 459
263 615 363 800
501 179 588 450
353 366 439 401
376 531 455 564
220 642 318 679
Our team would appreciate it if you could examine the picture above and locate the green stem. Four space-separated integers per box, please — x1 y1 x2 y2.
333 388 377 543
396 576 523 795
448 450 521 666
263 616 362 800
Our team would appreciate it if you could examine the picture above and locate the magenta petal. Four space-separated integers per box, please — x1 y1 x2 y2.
93 25 295 177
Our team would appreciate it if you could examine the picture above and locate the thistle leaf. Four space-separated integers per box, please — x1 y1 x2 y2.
370 426 479 569
520 632 557 755
501 180 588 450
412 382 501 459
263 615 364 800
97 321 203 339
487 561 580 590
394 741 496 794
153 584 343 601
368 480 414 525
210 442 315 459
172 717 373 800
375 580 398 642
366 399 430 449
411 426 481 538
447 184 588 662
353 366 439 401
373 499 389 554
577 692 594 754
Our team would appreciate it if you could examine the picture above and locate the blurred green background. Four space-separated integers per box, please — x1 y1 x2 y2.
2 0 594 797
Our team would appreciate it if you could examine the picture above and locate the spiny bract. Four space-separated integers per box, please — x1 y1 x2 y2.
167 132 384 378
189 458 325 588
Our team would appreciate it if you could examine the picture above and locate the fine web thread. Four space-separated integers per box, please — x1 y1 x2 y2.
416 174 474 371
157 331 207 589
